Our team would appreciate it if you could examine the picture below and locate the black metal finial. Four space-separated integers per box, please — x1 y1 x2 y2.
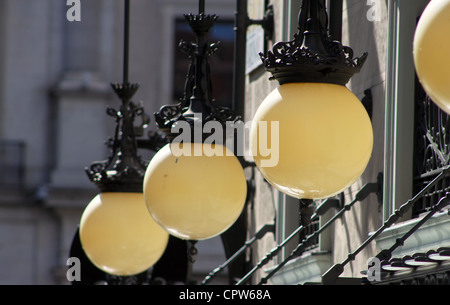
187 240 198 264
154 3 239 143
85 0 148 193
260 0 367 86
299 199 314 227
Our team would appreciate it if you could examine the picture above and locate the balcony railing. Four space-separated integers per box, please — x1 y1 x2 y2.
413 78 450 217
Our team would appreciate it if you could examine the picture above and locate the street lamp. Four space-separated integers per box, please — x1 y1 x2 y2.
143 1 247 241
413 0 450 114
250 0 373 200
78 1 169 276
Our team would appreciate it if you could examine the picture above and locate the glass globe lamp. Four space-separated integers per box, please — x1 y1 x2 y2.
414 0 450 114
143 143 247 240
250 0 372 200
80 192 169 276
78 1 172 278
250 82 373 199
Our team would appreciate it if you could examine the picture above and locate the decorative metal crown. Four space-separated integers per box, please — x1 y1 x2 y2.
85 83 149 193
260 0 367 86
184 13 218 36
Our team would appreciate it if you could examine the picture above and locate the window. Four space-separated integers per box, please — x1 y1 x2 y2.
384 0 449 220
383 0 430 220
412 76 450 217
375 0 450 262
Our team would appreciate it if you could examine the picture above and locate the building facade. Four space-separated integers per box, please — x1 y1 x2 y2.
241 0 450 285
0 0 235 285
1 0 450 286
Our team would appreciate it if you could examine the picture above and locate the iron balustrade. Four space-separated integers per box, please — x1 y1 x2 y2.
231 177 381 285
370 247 450 285
413 76 450 217
201 223 275 285
249 180 381 285
322 165 450 285
375 193 450 264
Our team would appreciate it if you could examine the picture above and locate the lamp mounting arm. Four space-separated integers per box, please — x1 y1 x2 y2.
85 0 148 193
154 5 240 143
297 0 330 56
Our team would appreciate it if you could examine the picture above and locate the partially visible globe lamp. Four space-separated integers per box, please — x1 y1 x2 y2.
413 0 450 114
143 1 247 245
78 0 169 277
250 0 373 202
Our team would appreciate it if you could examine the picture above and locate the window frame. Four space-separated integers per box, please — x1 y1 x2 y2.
383 0 430 221
376 0 450 260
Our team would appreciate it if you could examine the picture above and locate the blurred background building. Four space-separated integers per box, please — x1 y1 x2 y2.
0 0 235 285
244 0 450 285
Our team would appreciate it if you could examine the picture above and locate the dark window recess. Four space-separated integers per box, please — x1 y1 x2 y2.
412 75 450 217
298 202 320 253
0 140 26 188
173 18 235 109
298 219 319 252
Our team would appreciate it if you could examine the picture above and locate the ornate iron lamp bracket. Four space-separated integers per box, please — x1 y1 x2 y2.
85 0 166 193
85 83 149 193
154 8 240 143
260 0 367 85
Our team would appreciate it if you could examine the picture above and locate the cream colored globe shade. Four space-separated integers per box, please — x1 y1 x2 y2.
414 0 450 114
80 192 169 276
250 82 373 199
143 143 247 241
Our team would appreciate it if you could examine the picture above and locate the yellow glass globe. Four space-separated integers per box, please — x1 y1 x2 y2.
414 0 450 114
79 192 169 276
143 143 247 241
250 82 373 199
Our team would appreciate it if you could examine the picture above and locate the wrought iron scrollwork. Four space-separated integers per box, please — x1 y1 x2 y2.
85 83 150 193
260 0 367 85
154 11 241 143
413 78 450 216
415 95 450 174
